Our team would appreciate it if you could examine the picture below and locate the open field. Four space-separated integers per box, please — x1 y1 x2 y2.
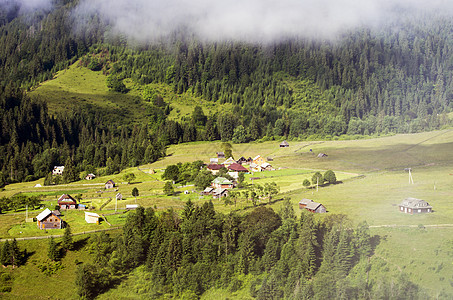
1 129 453 297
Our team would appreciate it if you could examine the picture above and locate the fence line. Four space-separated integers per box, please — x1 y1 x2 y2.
0 226 123 242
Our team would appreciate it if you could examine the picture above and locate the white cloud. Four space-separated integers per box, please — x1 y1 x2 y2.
74 0 453 42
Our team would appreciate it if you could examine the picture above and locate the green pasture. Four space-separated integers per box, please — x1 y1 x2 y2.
29 62 149 124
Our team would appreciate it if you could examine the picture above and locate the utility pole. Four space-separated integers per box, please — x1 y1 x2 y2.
316 176 319 192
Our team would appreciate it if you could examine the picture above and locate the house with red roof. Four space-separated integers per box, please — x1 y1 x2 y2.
58 194 77 209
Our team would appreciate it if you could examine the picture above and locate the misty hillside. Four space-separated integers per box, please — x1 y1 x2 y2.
0 0 453 184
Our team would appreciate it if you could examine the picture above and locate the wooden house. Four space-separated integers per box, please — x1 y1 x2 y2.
36 208 62 229
85 173 96 180
85 212 100 224
52 166 65 175
207 164 224 175
280 140 289 147
253 155 266 166
58 194 77 209
261 162 273 171
246 157 253 164
211 177 234 189
105 179 116 189
299 199 327 213
399 198 432 214
227 163 249 178
216 152 225 159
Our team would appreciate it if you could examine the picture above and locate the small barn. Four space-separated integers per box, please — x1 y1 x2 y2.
202 187 214 195
58 194 77 209
36 208 62 229
85 212 100 224
105 180 116 189
213 188 229 198
280 140 289 147
399 198 432 214
299 199 327 213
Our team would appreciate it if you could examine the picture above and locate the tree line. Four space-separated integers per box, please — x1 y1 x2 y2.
73 201 429 299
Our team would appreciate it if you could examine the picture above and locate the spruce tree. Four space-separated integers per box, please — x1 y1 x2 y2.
0 240 10 266
62 226 73 251
47 237 59 261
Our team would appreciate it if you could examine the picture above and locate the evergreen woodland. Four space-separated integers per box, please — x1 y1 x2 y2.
1 1 452 185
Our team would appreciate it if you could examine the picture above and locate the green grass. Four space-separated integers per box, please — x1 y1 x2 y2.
2 129 453 297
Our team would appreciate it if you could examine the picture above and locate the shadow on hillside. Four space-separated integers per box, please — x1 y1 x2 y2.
72 236 90 251
370 234 381 256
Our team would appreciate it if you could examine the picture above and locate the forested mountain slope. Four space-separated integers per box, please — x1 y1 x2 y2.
0 0 452 184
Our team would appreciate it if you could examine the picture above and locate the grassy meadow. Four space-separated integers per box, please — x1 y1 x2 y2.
1 129 453 297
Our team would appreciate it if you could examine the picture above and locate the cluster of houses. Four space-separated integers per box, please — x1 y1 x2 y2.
36 193 100 229
207 154 274 177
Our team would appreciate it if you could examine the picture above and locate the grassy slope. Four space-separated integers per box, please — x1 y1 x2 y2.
6 64 453 297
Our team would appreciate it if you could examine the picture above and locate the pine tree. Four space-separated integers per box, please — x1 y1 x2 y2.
0 240 10 266
47 237 59 261
62 226 73 251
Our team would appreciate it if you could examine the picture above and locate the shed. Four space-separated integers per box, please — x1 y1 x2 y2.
85 212 100 224
126 204 139 210
213 188 229 198
399 197 432 214
36 208 62 229
280 140 289 147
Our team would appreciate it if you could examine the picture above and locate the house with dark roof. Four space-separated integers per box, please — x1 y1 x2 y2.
37 208 62 229
105 179 116 189
213 188 229 198
299 199 327 213
399 198 432 214
216 152 225 159
58 194 77 209
236 156 247 164
207 164 225 175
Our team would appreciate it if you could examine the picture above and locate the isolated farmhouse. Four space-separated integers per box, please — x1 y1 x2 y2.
299 199 327 213
399 197 432 214
36 208 62 229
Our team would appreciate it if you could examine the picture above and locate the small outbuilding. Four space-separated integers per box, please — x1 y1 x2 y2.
317 153 328 158
280 140 289 147
116 193 123 200
85 212 100 224
36 208 62 229
399 197 432 214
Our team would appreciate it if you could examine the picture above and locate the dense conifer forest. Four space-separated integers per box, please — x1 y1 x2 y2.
0 1 452 183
